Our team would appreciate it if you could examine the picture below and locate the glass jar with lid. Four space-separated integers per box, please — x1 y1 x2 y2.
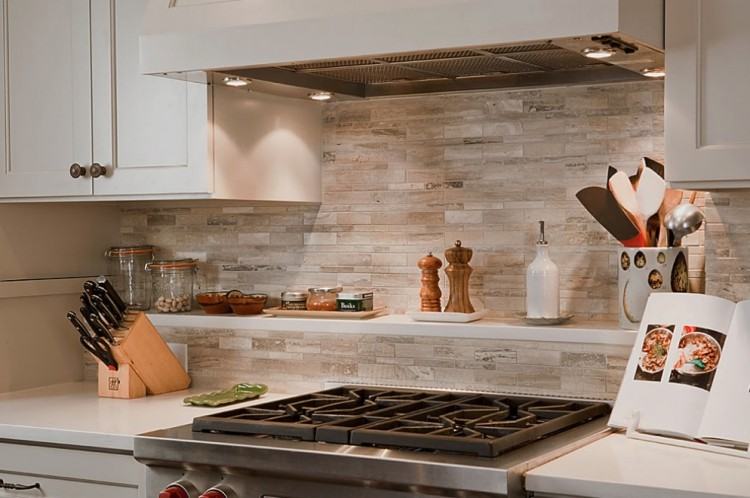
306 287 342 311
105 245 155 310
145 259 198 313
281 291 308 310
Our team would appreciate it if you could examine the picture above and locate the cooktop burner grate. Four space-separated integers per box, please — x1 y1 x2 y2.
192 387 610 457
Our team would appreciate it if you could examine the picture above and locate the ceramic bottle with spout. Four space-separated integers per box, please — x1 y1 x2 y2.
526 221 560 319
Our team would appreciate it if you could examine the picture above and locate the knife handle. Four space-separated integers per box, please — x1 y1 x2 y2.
96 276 128 313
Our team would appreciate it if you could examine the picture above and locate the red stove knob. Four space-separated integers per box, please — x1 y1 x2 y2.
199 491 226 498
159 485 190 498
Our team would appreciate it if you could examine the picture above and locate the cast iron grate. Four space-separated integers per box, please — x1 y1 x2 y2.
192 386 610 457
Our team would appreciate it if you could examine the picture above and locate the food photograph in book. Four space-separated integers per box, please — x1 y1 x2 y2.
635 324 675 382
669 325 726 392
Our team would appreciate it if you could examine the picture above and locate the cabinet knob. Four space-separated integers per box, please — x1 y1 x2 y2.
90 163 107 178
69 163 87 178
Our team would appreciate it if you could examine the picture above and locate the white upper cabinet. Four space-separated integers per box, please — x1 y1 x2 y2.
0 0 94 198
0 0 322 202
666 0 750 189
93 0 213 196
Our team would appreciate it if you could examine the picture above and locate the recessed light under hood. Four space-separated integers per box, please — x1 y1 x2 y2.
141 0 665 98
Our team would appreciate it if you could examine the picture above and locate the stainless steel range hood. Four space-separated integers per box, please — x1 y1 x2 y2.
141 0 664 98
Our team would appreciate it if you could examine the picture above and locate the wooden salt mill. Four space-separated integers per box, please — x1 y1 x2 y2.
417 252 442 312
444 240 475 313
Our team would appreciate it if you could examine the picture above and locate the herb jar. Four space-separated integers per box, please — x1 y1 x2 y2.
337 291 374 312
281 291 308 310
306 287 342 311
145 259 198 313
105 245 155 310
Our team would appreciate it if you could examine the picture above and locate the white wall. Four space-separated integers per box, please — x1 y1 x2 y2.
0 203 121 392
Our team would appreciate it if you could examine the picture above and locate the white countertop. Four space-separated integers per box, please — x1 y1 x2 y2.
526 432 750 498
149 312 636 346
0 382 292 452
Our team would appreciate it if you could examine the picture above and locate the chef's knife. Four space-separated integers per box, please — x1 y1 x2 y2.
81 293 114 331
66 311 95 339
90 282 124 323
92 294 121 329
79 336 118 371
96 276 127 313
82 309 115 344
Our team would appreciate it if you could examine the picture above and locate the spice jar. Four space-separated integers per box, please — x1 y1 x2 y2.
105 245 155 310
281 291 308 310
337 291 374 312
145 259 198 313
306 287 342 311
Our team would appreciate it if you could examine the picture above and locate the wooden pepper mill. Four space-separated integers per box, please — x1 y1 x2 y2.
444 240 475 313
417 252 442 312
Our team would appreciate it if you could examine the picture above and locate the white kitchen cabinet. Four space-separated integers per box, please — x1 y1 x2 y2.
0 0 98 198
0 0 322 202
0 441 143 498
665 0 750 189
93 0 213 197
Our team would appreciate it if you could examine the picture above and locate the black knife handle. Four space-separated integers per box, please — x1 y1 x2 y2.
92 295 120 329
89 313 115 344
66 311 94 340
96 276 128 313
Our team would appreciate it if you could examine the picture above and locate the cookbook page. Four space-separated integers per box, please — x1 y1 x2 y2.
698 300 750 446
609 293 735 439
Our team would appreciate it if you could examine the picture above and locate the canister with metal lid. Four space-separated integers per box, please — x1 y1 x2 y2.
145 259 198 313
105 245 155 310
280 291 308 310
337 291 374 312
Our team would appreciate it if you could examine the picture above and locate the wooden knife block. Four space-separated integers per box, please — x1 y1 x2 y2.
96 312 191 399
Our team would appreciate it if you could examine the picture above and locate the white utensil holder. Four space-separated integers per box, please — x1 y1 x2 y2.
617 247 689 330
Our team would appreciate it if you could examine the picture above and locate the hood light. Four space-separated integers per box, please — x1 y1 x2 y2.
308 91 333 101
641 67 666 78
581 47 615 59
223 76 249 87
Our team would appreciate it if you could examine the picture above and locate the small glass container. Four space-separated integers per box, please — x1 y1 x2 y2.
281 291 308 310
306 287 342 311
337 291 374 312
105 245 155 310
145 259 198 313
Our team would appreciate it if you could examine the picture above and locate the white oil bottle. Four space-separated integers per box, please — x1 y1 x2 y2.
526 221 560 319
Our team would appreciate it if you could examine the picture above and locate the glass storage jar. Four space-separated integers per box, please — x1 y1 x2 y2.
306 287 342 311
145 259 198 313
105 245 155 310
280 291 308 310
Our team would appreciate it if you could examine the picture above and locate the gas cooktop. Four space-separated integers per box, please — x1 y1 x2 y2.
192 386 610 457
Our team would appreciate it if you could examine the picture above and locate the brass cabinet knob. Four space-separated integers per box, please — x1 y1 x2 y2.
90 163 107 178
69 163 87 178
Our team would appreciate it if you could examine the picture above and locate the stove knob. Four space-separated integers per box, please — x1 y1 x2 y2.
199 487 236 498
159 485 190 498
199 491 226 498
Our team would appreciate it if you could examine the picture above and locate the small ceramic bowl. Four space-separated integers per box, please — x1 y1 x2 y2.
196 291 232 314
227 290 268 315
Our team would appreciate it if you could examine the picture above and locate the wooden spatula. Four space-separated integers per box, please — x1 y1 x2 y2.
635 167 666 243
576 187 647 246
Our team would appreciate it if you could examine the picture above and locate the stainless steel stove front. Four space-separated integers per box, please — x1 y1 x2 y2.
137 418 609 498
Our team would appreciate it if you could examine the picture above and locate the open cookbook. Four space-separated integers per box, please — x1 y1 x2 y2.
610 293 750 448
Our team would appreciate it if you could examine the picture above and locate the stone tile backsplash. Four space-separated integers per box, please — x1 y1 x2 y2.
104 80 727 397
122 80 682 321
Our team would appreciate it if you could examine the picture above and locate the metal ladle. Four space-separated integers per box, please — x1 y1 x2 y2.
664 203 705 246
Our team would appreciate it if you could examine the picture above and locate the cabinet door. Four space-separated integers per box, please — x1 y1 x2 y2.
0 0 94 198
0 474 137 498
666 0 750 188
93 0 212 197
